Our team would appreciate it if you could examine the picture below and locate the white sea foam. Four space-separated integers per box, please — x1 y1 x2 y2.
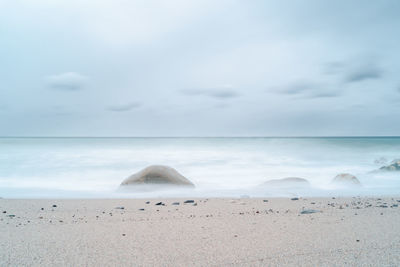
0 137 399 198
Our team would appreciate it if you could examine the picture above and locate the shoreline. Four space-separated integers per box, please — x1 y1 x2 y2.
1 197 400 266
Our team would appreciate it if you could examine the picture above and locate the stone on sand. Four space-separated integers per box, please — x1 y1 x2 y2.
120 165 195 187
332 173 361 186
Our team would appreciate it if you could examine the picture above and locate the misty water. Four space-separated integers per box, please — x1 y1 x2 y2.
0 137 399 198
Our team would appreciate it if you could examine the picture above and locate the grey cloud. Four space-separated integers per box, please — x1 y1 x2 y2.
276 81 340 98
180 87 239 99
345 66 382 83
45 72 89 91
323 62 346 75
107 102 142 112
280 82 316 95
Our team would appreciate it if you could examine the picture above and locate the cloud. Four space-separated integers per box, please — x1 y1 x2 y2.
180 86 239 99
323 62 346 75
107 102 142 112
276 81 340 98
45 72 89 91
279 82 315 95
344 65 382 83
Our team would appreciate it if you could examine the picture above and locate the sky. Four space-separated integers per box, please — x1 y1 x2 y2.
1 0 400 136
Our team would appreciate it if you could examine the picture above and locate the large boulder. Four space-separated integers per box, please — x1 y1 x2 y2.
120 165 195 187
379 159 400 171
260 177 310 188
332 173 361 186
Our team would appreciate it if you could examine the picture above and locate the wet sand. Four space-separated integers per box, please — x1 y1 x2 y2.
1 197 400 266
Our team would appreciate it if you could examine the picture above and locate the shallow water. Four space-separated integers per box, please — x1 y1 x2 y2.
0 137 399 198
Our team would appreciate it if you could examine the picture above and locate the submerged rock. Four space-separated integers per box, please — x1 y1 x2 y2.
261 177 310 188
379 159 400 171
332 173 361 186
120 165 195 187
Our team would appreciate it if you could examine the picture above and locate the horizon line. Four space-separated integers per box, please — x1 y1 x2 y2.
1 136 400 138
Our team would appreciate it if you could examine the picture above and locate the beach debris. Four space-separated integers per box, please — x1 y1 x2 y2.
261 177 310 188
300 209 320 214
120 165 195 187
155 202 165 206
184 200 195 204
332 173 361 186
379 159 400 171
291 197 299 201
172 202 180 205
115 206 125 210
52 204 57 208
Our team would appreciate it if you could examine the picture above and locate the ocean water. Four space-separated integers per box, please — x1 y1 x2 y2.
0 137 399 198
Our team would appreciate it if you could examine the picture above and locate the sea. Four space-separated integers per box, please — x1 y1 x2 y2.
0 137 399 198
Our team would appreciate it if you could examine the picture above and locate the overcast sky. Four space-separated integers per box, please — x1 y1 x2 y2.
1 0 400 136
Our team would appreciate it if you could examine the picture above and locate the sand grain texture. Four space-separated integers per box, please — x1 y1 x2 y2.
1 197 400 266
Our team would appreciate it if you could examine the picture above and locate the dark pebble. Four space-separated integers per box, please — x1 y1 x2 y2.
172 202 180 205
2 211 6 214
291 198 299 201
52 205 57 208
122 234 126 236
139 208 145 211
300 209 320 214
184 200 195 204
115 207 125 210
155 202 165 206
145 201 150 204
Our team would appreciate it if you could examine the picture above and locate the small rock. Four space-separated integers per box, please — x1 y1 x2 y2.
139 208 145 211
172 202 180 205
184 200 195 204
193 203 197 206
52 205 57 208
2 211 6 214
122 234 126 236
155 202 165 206
300 209 320 214
7 215 15 218
145 201 150 204
291 197 299 201
115 207 125 210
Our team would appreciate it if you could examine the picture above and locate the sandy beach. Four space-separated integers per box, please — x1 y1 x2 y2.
1 197 400 266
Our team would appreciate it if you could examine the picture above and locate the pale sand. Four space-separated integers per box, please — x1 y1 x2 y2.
1 197 400 266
